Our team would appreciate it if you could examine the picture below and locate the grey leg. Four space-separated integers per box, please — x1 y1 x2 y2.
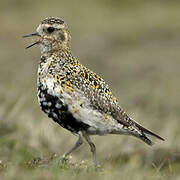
64 132 83 157
83 134 98 167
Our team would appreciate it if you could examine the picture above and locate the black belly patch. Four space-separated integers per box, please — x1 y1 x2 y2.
37 84 89 133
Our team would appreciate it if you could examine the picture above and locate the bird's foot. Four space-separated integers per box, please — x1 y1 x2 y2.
94 163 102 171
58 154 71 165
50 154 71 168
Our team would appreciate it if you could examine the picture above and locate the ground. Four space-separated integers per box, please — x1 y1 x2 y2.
0 0 180 179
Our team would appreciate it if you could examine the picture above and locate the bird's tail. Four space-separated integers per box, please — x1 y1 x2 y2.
131 120 165 146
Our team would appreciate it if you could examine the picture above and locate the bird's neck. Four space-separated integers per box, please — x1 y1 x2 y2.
39 41 72 55
39 46 77 66
41 45 71 58
38 46 78 81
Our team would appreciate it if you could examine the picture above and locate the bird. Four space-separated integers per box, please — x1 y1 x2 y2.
23 17 164 167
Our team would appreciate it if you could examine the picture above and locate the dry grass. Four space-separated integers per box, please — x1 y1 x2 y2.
0 0 180 179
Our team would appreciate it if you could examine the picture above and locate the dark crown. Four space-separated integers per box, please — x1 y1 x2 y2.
41 17 65 25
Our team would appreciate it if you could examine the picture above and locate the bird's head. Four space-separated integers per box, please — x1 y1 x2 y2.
23 17 71 53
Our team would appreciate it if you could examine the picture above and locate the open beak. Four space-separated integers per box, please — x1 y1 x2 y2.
23 32 41 49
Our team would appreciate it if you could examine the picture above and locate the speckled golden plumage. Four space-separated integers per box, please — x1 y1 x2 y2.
24 17 164 167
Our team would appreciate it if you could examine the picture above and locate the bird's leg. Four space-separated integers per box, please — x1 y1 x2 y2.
83 134 98 168
64 132 83 157
55 132 83 165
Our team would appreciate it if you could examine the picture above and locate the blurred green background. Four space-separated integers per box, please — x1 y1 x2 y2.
0 0 180 179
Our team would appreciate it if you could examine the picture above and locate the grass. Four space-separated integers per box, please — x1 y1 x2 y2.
0 0 180 179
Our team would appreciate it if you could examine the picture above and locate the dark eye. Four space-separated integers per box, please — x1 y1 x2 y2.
47 27 55 33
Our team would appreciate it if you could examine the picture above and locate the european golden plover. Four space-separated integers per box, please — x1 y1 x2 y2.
23 17 164 167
